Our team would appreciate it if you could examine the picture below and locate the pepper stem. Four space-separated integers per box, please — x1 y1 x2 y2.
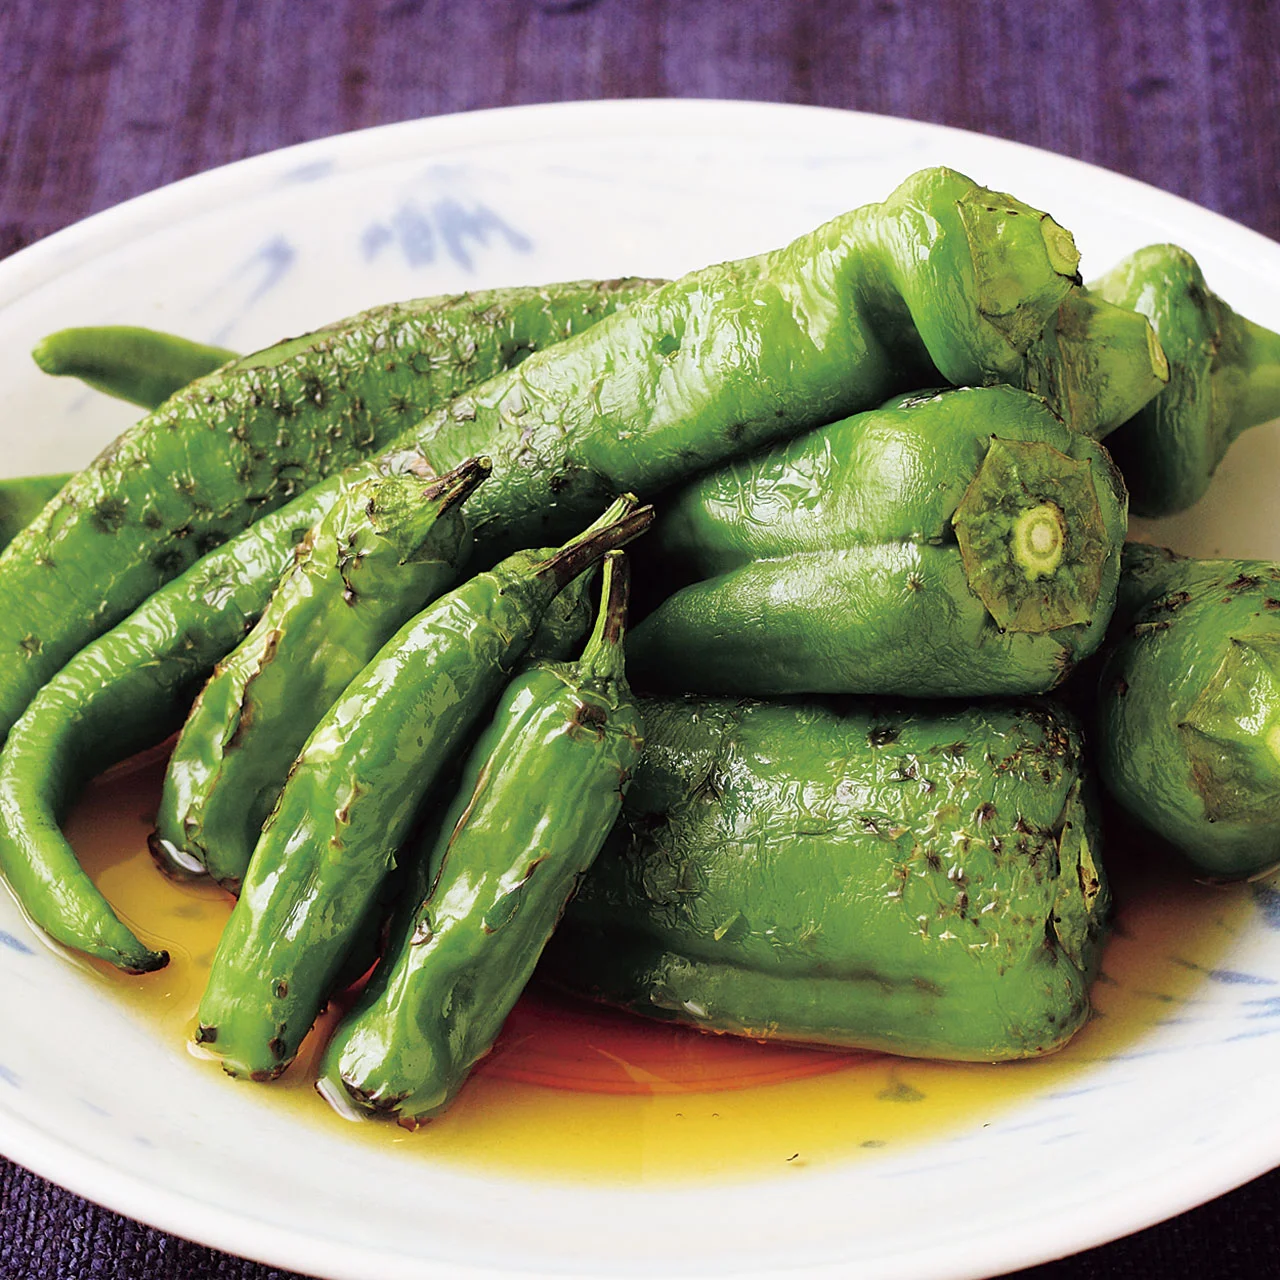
577 551 631 683
534 494 654 592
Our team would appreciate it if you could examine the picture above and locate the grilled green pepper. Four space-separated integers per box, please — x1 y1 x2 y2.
1091 245 1280 516
410 167 1162 565
549 695 1109 1062
152 458 491 892
195 498 652 1078
32 325 238 409
320 551 643 1125
0 278 658 741
628 385 1128 696
1097 543 1280 879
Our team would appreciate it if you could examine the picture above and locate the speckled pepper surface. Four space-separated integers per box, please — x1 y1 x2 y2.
1091 245 1280 517
195 498 652 1079
628 385 1128 697
1098 543 1280 880
321 552 644 1125
153 458 491 892
410 166 1163 564
548 696 1109 1062
0 277 656 741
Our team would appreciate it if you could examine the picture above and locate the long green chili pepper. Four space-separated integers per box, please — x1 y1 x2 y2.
319 551 643 1125
548 695 1109 1062
0 278 658 742
1091 246 1280 516
195 497 653 1079
152 458 492 892
1096 543 1280 880
405 167 1163 566
628 385 1128 697
31 325 239 409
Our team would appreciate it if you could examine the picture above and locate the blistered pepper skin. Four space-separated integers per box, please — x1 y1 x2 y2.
1098 544 1280 879
153 459 490 891
415 167 1162 564
1091 246 1280 517
0 278 658 742
629 385 1128 697
194 500 652 1078
549 696 1109 1062
320 552 643 1125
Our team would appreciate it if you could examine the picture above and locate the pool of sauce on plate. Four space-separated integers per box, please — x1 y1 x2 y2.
69 753 1254 1184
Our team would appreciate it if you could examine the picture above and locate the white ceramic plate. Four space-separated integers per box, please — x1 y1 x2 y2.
1 99 1279 1280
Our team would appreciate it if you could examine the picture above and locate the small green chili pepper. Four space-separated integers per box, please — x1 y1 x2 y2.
195 497 653 1079
31 325 239 409
1091 246 1280 516
319 551 643 1125
1097 543 1280 880
152 457 492 891
628 385 1128 697
549 695 1108 1062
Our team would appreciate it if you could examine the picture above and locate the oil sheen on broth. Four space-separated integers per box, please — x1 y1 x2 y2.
68 754 1252 1185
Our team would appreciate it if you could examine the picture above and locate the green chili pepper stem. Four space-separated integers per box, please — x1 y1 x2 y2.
1236 315 1280 430
533 498 653 593
577 551 630 682
31 326 239 410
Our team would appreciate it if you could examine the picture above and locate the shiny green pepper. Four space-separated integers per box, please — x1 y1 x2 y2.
629 385 1128 696
1091 245 1280 517
320 551 643 1125
549 695 1108 1062
195 498 652 1078
1097 543 1280 879
153 458 491 891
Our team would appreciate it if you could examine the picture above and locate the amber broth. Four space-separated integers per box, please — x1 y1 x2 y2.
68 753 1253 1185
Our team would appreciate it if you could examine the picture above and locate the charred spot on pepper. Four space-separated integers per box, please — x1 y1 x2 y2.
195 1024 218 1044
974 802 998 825
91 498 128 534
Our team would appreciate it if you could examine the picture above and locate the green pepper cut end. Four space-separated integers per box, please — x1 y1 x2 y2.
953 436 1109 633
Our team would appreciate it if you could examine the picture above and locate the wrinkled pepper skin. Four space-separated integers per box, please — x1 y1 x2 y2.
31 325 239 409
1091 245 1280 516
321 552 644 1125
0 278 657 741
413 167 1163 565
549 696 1109 1062
153 458 491 891
1097 543 1280 879
629 385 1128 697
194 498 652 1077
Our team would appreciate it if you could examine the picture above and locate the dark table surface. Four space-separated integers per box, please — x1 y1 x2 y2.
3 1 1280 1277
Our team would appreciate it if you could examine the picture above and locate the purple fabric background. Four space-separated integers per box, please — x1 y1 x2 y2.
2 1 1279 1276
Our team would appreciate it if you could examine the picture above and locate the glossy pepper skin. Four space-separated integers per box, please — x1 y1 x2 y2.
153 458 491 891
412 167 1162 566
1091 246 1280 516
194 498 653 1078
629 385 1128 697
0 277 658 742
31 325 238 409
549 696 1109 1062
320 552 644 1125
1097 543 1280 880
